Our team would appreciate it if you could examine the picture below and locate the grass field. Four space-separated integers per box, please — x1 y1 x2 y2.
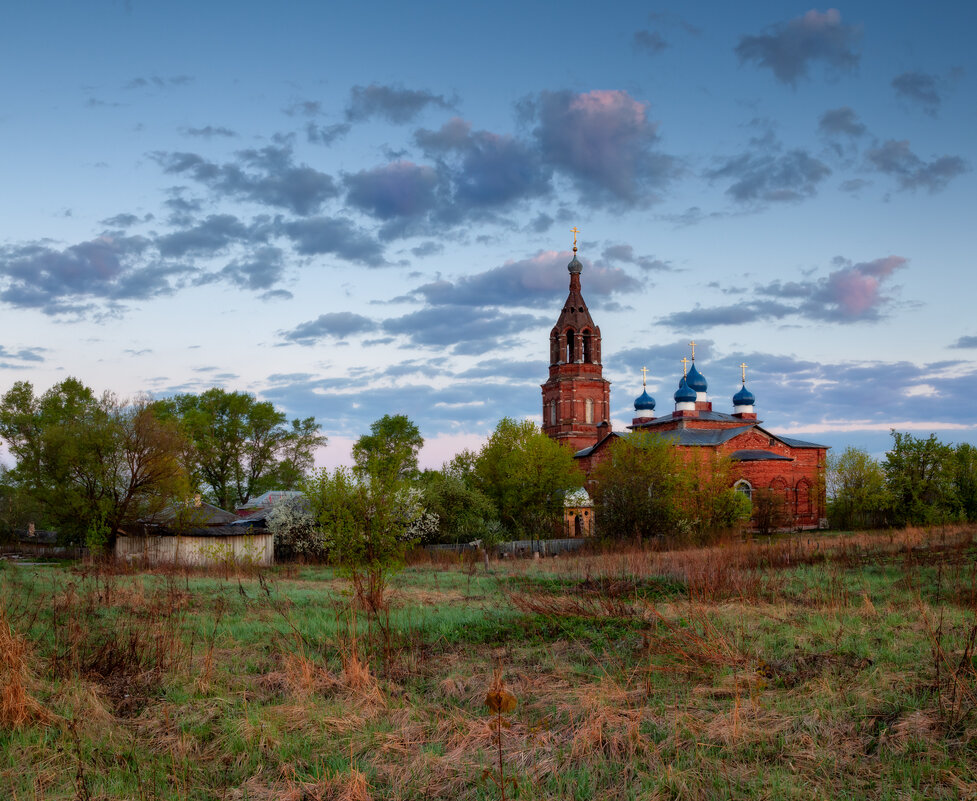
2 526 977 800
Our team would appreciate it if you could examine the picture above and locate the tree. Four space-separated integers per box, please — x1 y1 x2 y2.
952 443 977 523
827 446 891 529
351 414 423 483
884 431 957 526
0 379 188 547
266 494 321 560
677 449 751 543
155 388 325 510
474 418 583 540
420 467 499 545
590 432 685 540
307 415 434 613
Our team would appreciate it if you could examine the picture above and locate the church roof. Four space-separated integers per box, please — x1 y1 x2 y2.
778 435 829 449
655 426 755 446
730 449 793 462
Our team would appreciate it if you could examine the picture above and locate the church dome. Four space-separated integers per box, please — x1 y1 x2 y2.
733 383 755 407
634 389 656 411
674 376 696 404
686 362 707 393
567 254 583 274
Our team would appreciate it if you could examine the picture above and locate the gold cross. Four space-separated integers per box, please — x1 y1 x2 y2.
640 366 648 387
688 340 696 360
680 356 689 376
570 227 580 250
740 362 748 383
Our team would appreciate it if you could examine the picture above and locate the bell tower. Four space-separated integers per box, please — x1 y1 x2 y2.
541 233 612 452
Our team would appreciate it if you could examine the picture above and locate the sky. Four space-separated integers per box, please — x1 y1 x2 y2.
1 1 975 469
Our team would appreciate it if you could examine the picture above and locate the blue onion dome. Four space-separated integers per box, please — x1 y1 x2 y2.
686 362 707 393
634 389 656 411
567 253 583 274
674 376 696 404
733 383 755 406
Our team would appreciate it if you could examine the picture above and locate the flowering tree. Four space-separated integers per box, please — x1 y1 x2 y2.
266 494 320 560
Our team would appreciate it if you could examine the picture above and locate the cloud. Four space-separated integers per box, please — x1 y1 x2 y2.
344 161 440 220
281 217 386 266
891 71 944 115
735 9 860 85
633 30 668 54
707 147 830 203
284 100 322 117
382 305 548 350
156 214 254 258
123 75 193 90
0 346 45 363
346 84 455 123
153 145 338 215
0 236 191 315
950 336 977 349
208 246 285 291
601 244 672 272
281 312 377 344
818 106 866 138
411 250 640 308
182 125 237 138
410 241 443 258
305 122 351 145
658 255 907 329
521 89 676 205
866 140 968 193
415 117 551 214
100 212 152 228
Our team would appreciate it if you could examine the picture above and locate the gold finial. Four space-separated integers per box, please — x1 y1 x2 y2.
640 366 649 388
688 339 697 360
740 362 748 383
680 356 689 377
570 226 580 253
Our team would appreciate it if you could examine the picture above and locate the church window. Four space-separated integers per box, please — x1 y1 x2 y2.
585 398 594 424
566 328 576 362
734 479 753 501
796 479 812 515
582 330 592 363
549 400 556 426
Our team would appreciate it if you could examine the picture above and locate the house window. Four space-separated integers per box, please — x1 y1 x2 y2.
585 398 594 424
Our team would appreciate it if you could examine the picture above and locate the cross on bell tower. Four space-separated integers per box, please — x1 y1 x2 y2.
541 232 612 452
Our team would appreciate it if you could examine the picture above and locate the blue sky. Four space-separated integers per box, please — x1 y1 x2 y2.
1 1 975 467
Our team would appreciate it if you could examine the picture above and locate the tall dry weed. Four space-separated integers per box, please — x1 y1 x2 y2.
0 611 51 728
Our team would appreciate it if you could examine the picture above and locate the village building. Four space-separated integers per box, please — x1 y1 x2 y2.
542 241 828 529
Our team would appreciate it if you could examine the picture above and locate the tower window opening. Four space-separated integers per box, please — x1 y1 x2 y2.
582 330 592 363
585 398 594 424
566 328 575 362
549 400 556 426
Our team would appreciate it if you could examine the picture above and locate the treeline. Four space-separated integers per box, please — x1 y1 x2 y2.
0 378 324 547
828 432 977 529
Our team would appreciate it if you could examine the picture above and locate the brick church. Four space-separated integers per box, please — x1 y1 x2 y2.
541 243 828 529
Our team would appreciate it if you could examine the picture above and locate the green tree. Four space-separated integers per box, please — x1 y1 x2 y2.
884 431 957 526
474 418 583 540
351 413 424 483
0 379 188 545
155 388 325 510
827 446 891 529
590 432 685 540
420 467 499 545
952 443 977 523
679 449 751 542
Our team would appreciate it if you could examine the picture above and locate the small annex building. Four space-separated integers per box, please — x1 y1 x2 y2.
542 242 828 530
115 497 274 567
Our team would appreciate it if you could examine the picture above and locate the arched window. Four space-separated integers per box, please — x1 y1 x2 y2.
796 479 812 515
734 479 753 502
582 329 592 363
549 400 557 426
565 328 575 362
585 398 594 424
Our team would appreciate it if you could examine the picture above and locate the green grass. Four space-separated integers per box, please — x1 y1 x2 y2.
3 526 977 799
